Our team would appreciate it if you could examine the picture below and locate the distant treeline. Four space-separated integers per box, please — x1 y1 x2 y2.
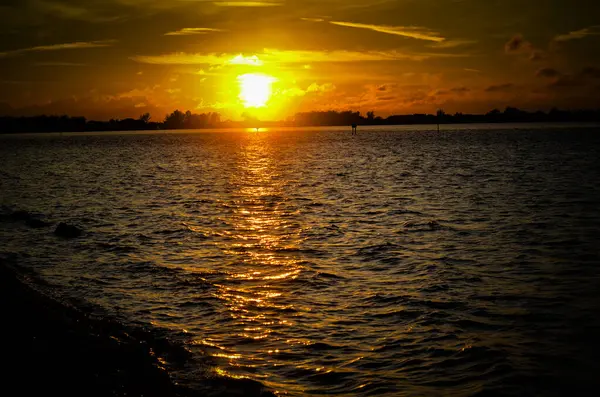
1 107 600 133
0 110 221 133
292 108 600 126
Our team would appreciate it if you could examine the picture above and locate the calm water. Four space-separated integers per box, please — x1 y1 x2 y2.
2 125 600 396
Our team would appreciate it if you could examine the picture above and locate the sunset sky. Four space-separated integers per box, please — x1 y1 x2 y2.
1 0 599 120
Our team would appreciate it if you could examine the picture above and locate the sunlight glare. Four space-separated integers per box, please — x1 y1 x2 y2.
238 73 277 108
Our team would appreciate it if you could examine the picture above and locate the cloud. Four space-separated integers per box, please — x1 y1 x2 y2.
505 34 531 53
213 1 283 6
545 67 600 89
375 83 398 92
485 83 515 92
301 17 325 22
0 40 116 58
165 27 225 36
504 34 545 61
436 87 470 96
228 54 263 65
428 39 477 49
195 69 221 76
581 67 600 79
117 85 161 99
4 89 168 120
450 86 470 93
535 68 561 78
262 49 447 63
131 48 468 65
329 21 445 42
307 83 336 94
281 82 335 99
34 0 123 23
549 75 582 88
554 26 600 42
34 61 87 67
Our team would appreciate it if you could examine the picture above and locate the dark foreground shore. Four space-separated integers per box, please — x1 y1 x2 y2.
0 259 275 397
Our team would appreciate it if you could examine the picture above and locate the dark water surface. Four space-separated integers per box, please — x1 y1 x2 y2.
2 125 600 396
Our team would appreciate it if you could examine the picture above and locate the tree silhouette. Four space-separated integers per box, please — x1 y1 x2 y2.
139 113 151 123
164 110 186 129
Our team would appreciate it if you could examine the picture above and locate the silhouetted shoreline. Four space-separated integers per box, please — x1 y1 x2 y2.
0 256 275 397
1 107 600 133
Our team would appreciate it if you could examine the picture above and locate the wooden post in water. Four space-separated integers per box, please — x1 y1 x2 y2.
436 109 445 133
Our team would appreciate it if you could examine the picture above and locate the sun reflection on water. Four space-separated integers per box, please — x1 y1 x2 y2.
209 132 302 380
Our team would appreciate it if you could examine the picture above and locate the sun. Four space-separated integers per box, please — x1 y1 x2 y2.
238 73 277 108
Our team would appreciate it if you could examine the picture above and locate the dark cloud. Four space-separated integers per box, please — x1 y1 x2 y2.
549 75 583 88
536 68 561 78
546 66 600 88
436 87 470 96
505 34 545 62
376 84 398 92
505 35 531 53
581 66 600 79
485 83 515 92
450 86 470 93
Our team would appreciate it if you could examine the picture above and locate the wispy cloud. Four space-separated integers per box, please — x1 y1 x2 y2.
554 26 600 42
429 39 477 49
485 83 515 93
165 27 225 36
535 67 561 78
535 67 600 89
436 86 470 96
213 1 283 6
131 48 468 66
35 0 123 23
301 17 325 22
329 21 445 42
0 40 117 58
34 61 87 67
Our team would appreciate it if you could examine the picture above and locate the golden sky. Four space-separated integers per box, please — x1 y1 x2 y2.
1 0 599 120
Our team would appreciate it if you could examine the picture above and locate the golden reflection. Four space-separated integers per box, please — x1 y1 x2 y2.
215 367 252 380
212 353 243 359
197 339 226 350
245 127 270 133
213 132 302 354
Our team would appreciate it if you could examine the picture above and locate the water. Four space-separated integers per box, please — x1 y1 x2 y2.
2 124 600 396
